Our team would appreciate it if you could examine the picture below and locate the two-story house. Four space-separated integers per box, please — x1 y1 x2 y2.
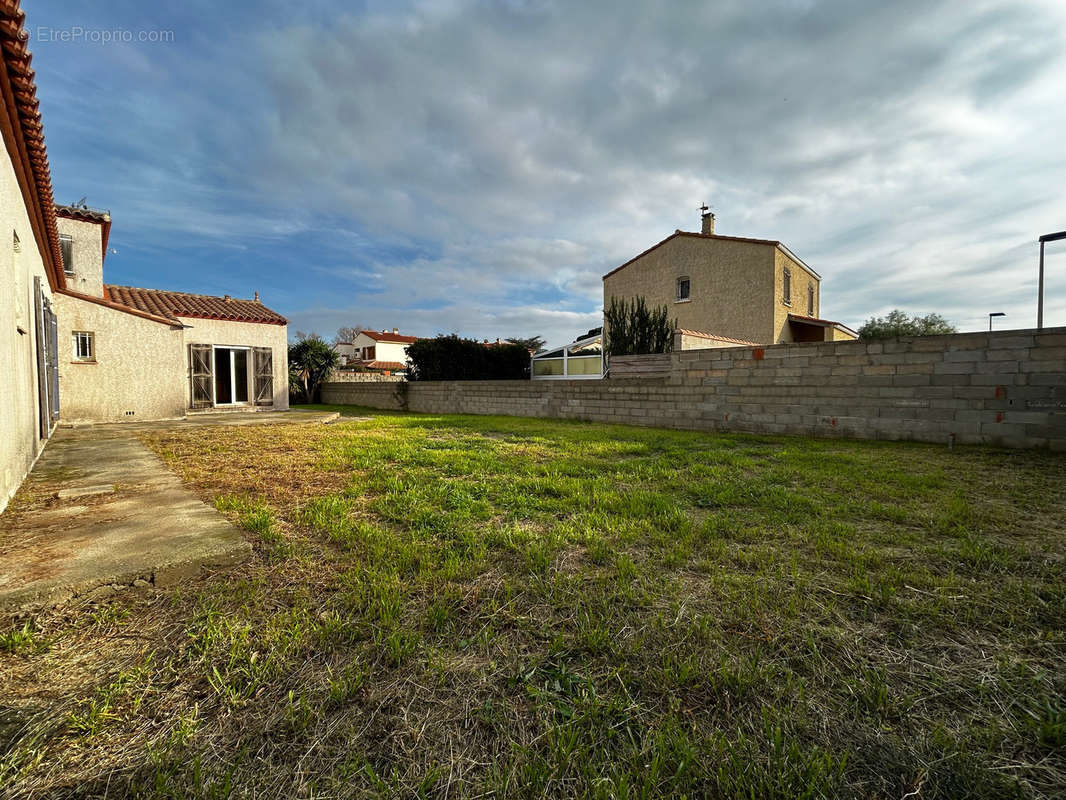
336 329 419 373
603 210 856 349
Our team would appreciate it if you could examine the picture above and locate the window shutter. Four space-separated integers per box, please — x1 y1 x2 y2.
253 347 274 406
189 344 213 409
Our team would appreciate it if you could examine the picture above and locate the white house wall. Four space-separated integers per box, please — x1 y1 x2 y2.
53 294 187 423
0 147 52 511
180 317 289 410
56 216 104 298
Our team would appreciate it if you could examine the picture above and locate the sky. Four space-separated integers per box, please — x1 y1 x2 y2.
26 0 1066 347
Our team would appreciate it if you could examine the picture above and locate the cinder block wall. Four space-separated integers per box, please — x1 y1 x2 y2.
321 327 1066 449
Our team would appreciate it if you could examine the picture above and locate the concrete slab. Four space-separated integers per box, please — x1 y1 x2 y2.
0 411 336 611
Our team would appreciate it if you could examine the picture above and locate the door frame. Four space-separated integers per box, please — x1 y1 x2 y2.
211 345 253 406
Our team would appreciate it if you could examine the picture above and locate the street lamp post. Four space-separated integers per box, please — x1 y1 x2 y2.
988 311 1005 332
1038 230 1066 330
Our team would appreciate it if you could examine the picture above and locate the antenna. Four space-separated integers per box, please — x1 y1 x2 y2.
699 203 709 214
75 196 87 208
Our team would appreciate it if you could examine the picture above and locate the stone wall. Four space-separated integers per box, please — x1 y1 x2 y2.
329 371 404 383
322 327 1066 449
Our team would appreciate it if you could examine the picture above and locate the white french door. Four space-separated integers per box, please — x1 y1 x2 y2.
212 346 252 406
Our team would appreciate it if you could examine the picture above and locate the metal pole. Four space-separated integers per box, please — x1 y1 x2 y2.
1038 240 1045 330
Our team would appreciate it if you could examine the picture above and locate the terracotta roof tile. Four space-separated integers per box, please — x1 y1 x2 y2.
361 360 407 371
0 1 64 287
104 285 288 326
55 203 110 223
360 330 420 344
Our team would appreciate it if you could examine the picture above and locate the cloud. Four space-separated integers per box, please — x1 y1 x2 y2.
31 0 1066 344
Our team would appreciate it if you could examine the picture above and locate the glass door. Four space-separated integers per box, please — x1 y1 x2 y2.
212 347 252 405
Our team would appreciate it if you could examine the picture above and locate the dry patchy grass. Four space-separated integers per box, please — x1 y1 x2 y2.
1 405 1065 799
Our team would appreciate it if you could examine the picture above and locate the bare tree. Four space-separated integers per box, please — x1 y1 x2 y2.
334 325 368 344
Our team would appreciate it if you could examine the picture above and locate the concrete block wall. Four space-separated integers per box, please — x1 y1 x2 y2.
321 327 1066 449
328 371 404 383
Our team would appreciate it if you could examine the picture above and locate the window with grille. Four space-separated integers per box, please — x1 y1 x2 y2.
676 276 690 301
808 284 815 316
60 234 74 275
73 331 94 361
783 269 791 305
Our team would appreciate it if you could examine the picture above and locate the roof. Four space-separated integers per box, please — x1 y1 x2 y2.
603 231 821 282
0 2 64 288
360 330 420 344
56 287 182 327
787 313 859 337
55 203 112 262
104 285 288 326
676 328 762 347
55 204 110 223
361 360 406 371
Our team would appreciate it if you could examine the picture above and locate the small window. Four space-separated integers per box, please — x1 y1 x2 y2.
676 276 690 301
60 234 74 275
807 284 815 316
782 269 791 305
13 230 20 253
73 331 94 361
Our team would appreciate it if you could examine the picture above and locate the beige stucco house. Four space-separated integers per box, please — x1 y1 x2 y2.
335 329 419 373
53 206 290 423
0 4 288 510
603 211 857 348
0 4 62 511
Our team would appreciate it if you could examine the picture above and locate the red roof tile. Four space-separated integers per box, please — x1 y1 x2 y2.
104 285 287 326
0 1 64 288
361 360 407 371
360 330 420 344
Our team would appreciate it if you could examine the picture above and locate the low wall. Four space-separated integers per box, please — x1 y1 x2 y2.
329 371 403 383
321 327 1066 449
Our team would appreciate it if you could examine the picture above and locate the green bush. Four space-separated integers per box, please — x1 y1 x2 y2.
407 335 530 381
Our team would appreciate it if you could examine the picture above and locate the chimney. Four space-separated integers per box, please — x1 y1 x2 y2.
254 291 260 302
701 207 715 235
392 327 398 334
223 294 231 302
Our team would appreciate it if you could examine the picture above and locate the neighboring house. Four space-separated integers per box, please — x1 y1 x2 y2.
0 5 288 509
603 210 857 347
340 329 419 373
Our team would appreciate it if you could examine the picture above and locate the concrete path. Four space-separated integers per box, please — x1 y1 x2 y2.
0 410 338 610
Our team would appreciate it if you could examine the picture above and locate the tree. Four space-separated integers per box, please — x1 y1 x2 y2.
407 335 530 381
506 335 547 354
334 326 368 345
858 310 957 340
288 334 339 403
603 296 675 357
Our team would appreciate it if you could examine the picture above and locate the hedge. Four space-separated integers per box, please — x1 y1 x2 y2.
406 335 529 381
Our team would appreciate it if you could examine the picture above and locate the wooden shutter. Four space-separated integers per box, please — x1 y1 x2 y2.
253 347 273 406
189 344 213 409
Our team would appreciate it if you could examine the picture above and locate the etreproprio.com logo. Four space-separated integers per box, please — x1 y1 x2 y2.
34 26 175 44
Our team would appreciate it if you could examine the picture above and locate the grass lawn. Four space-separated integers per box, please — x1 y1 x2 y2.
2 405 1065 798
